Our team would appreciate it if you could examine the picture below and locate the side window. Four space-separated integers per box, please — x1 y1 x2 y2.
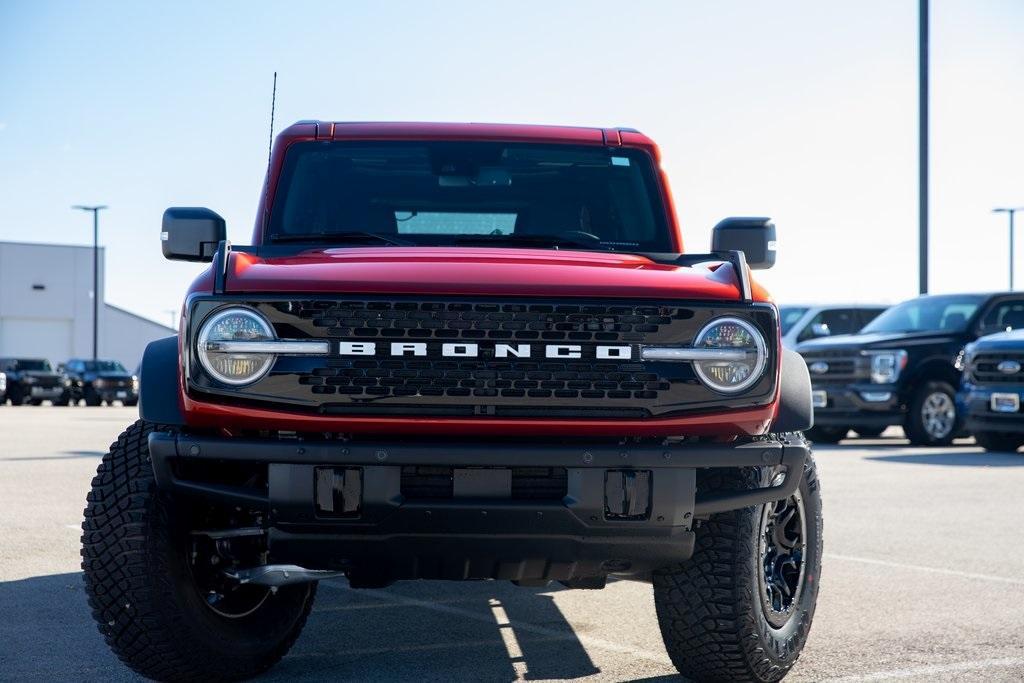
979 300 1024 334
797 309 859 342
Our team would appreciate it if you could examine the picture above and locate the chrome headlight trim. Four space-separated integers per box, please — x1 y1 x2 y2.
196 307 277 386
688 316 768 394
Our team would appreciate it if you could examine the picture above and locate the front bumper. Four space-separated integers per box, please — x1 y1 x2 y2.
959 384 1024 435
148 432 808 581
26 386 65 400
810 382 903 427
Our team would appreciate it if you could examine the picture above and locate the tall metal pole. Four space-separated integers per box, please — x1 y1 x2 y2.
994 208 1024 290
72 205 108 360
919 0 929 294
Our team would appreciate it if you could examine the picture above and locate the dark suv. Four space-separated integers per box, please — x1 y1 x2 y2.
797 292 1024 445
61 359 139 406
0 358 68 405
958 324 1024 453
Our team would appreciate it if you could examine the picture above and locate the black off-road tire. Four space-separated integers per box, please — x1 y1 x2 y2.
82 420 317 681
905 380 958 447
973 431 1024 453
804 426 846 444
653 453 823 683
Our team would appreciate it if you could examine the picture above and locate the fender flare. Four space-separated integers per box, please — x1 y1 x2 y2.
139 336 185 425
771 348 813 433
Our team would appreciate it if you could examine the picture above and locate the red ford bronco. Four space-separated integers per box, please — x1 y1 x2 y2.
83 122 820 682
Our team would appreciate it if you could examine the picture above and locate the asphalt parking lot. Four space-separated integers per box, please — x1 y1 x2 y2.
2 407 1023 682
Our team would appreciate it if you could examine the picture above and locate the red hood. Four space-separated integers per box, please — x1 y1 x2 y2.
217 247 769 302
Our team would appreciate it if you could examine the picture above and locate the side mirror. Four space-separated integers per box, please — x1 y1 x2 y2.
161 207 226 262
810 323 831 338
711 217 776 270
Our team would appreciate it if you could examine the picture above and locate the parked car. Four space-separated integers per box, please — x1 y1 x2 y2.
797 292 1024 445
0 357 69 405
61 358 139 406
957 327 1024 453
779 304 887 348
82 121 819 682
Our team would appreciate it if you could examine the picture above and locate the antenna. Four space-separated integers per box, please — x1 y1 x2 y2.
267 71 277 169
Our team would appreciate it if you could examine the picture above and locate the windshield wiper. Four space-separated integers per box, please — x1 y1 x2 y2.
453 234 610 251
270 231 414 247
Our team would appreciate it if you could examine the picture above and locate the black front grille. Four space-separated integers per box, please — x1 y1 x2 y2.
972 352 1024 384
34 376 61 389
291 300 674 344
802 350 867 381
400 466 568 500
188 296 779 419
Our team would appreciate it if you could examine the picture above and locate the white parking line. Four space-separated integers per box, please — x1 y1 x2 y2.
821 656 1024 681
825 553 1024 586
321 580 673 665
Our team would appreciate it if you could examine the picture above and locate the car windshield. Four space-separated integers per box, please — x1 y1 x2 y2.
268 141 671 251
9 359 52 372
84 360 127 372
779 306 809 335
860 295 984 334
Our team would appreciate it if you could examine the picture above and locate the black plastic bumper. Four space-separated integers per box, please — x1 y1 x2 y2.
960 386 1024 434
147 432 808 580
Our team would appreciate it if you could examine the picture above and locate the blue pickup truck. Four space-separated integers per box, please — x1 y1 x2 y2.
958 328 1024 453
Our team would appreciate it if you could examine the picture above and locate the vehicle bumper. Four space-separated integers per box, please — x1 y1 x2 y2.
26 386 65 400
96 389 137 402
147 432 808 581
810 382 903 427
959 385 1024 435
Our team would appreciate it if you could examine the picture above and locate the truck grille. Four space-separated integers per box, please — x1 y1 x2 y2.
801 350 868 382
971 352 1024 384
188 296 779 419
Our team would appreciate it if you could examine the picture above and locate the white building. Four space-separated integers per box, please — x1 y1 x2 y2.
0 241 175 369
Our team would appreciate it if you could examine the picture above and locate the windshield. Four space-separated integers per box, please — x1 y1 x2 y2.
861 295 984 334
84 360 128 373
268 141 671 251
779 306 809 335
6 359 52 372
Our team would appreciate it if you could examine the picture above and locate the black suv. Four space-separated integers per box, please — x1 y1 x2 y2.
61 358 139 406
797 292 1024 445
0 358 68 405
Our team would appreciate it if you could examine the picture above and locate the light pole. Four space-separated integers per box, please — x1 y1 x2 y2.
994 207 1024 291
72 205 107 360
918 0 929 294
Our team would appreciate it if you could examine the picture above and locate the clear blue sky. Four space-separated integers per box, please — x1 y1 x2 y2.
1 1 1022 325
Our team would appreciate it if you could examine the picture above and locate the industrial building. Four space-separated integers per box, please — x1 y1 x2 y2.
0 240 174 369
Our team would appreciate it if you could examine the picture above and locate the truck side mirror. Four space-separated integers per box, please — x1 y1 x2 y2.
711 217 776 270
161 207 226 262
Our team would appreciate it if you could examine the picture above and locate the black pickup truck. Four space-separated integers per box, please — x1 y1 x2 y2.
0 358 68 406
797 292 1024 445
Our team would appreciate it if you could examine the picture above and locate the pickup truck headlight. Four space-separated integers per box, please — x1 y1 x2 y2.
197 307 276 385
866 350 908 384
131 376 139 393
690 317 767 394
0 372 6 393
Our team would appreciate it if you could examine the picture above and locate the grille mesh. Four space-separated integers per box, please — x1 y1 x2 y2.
972 352 1024 384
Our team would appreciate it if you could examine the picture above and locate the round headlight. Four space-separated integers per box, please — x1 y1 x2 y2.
692 317 767 393
197 307 275 385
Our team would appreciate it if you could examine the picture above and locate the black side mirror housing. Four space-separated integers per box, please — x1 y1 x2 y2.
711 217 776 270
161 207 226 262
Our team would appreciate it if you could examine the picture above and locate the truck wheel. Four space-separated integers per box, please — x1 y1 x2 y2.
82 420 316 681
973 431 1024 453
8 386 25 405
84 389 102 407
803 426 846 444
905 381 958 447
653 453 822 683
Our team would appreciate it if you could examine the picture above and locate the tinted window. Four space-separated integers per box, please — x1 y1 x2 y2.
861 295 984 334
6 359 53 372
269 141 671 251
858 308 885 328
779 306 809 336
83 360 127 372
979 300 1024 334
798 309 861 342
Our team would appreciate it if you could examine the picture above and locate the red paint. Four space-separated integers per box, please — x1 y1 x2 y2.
182 121 777 436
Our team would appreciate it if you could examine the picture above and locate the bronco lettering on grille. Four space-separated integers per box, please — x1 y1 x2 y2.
338 342 633 360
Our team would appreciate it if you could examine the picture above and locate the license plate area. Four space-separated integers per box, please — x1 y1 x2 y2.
812 390 828 408
991 393 1020 413
116 390 128 398
453 468 512 498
